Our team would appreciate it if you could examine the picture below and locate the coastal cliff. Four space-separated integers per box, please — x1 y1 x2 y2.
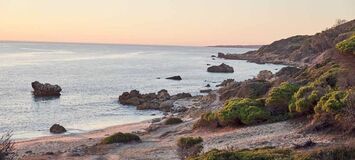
218 19 355 67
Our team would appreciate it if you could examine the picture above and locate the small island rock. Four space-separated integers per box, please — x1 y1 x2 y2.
207 63 234 73
32 81 62 97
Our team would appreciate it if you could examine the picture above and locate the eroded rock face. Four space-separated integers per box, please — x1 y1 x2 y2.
31 81 62 97
50 124 66 134
118 90 191 111
218 79 271 101
207 63 234 73
257 70 273 80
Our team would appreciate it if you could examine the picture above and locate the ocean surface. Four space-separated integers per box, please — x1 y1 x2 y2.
0 42 285 140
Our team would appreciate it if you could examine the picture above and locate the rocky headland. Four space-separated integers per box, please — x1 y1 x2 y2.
13 20 355 160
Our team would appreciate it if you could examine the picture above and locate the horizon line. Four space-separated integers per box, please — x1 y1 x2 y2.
0 39 265 48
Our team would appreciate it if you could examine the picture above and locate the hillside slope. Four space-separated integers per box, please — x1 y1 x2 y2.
218 19 355 67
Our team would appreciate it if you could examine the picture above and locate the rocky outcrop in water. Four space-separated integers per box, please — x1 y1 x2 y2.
31 81 62 97
166 76 182 80
207 63 234 73
118 90 192 111
50 124 66 134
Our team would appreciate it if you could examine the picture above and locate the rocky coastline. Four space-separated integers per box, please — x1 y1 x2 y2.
13 20 355 160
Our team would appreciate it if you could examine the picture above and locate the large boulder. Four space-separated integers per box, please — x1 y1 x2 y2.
207 63 234 73
50 124 66 134
31 81 62 97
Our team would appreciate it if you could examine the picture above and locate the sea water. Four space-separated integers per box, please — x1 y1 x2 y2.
0 42 285 139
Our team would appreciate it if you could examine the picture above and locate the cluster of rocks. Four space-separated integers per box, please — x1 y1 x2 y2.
118 89 192 112
31 81 62 97
207 63 234 73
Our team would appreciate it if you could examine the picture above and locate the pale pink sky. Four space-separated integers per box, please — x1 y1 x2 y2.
0 0 354 46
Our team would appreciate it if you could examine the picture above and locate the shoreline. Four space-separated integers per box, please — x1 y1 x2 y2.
14 119 153 157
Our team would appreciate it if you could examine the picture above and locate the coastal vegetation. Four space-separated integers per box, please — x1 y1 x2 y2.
189 145 355 160
177 137 203 159
101 132 141 144
336 34 355 55
164 117 183 125
0 131 14 160
265 82 299 114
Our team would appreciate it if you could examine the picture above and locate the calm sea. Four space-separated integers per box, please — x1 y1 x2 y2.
0 42 285 139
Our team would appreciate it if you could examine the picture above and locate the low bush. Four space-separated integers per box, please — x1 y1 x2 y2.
101 132 141 144
189 148 292 160
190 145 355 160
314 90 349 113
0 131 14 160
164 117 183 125
336 34 355 55
217 98 270 126
177 137 203 159
193 112 220 129
265 82 299 114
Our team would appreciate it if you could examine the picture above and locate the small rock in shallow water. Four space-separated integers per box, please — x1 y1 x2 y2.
50 124 66 134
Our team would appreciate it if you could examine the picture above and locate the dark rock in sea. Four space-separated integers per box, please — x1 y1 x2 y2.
211 55 216 57
166 76 182 80
217 52 225 58
207 64 211 66
118 90 191 111
205 84 211 87
212 58 216 60
200 89 212 93
256 70 273 80
207 63 234 73
31 81 62 97
50 124 67 134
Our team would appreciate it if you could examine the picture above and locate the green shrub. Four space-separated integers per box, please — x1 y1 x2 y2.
315 90 349 113
177 137 203 149
217 98 270 126
101 132 141 144
164 117 183 125
177 137 203 159
189 148 292 160
193 112 219 129
336 34 355 55
190 145 355 160
265 82 299 114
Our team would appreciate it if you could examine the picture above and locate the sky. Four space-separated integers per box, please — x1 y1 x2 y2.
0 0 354 46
